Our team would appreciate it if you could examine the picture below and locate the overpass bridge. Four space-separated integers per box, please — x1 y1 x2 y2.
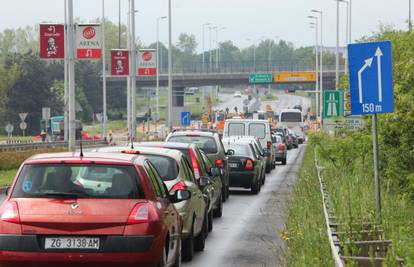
106 62 346 89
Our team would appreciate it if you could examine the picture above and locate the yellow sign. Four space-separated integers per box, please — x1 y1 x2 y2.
274 72 316 82
202 114 209 123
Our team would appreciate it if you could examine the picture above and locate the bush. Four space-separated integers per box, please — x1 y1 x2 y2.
0 148 65 170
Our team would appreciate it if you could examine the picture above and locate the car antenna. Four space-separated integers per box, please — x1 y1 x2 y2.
131 137 134 149
79 137 84 158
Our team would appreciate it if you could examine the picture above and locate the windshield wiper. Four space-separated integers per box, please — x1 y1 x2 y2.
39 191 86 198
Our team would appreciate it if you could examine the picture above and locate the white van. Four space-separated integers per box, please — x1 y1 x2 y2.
278 108 304 133
223 119 275 172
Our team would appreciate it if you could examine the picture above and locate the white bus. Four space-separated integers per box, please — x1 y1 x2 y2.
278 109 303 132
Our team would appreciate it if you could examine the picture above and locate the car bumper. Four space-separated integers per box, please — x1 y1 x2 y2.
229 171 255 188
0 234 158 266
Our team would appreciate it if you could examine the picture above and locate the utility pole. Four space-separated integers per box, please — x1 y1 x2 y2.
167 0 173 130
410 0 412 31
156 16 167 117
64 0 68 141
312 9 324 127
67 0 76 150
309 19 319 117
128 0 137 139
102 0 107 140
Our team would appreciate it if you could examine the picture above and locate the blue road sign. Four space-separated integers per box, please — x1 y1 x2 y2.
181 112 191 126
348 41 394 115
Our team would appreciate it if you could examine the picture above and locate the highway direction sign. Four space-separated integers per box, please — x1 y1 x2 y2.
181 112 191 126
323 90 343 118
274 72 316 83
249 73 272 83
348 41 394 115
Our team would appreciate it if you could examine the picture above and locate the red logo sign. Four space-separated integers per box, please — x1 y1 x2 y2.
82 26 96 39
39 24 65 59
111 50 129 76
142 52 152 61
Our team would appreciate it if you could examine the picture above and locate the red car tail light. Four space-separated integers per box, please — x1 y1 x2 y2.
1 201 20 224
266 141 272 158
278 143 286 151
171 181 188 191
189 148 201 179
215 159 224 168
127 202 160 225
244 159 254 170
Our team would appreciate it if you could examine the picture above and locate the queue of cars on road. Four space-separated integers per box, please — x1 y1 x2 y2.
0 119 305 266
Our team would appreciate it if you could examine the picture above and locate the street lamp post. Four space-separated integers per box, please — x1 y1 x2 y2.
202 23 210 70
156 16 167 117
209 26 216 70
338 0 349 74
127 0 137 139
102 0 107 140
335 0 340 88
309 17 319 117
167 0 173 130
311 9 324 127
215 27 226 70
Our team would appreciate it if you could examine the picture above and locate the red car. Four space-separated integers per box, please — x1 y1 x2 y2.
0 152 189 267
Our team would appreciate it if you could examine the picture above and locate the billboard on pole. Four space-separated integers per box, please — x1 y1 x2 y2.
76 24 102 60
39 24 65 59
138 49 156 76
111 49 129 76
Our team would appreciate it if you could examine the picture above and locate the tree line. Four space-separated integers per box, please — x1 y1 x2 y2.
0 19 336 135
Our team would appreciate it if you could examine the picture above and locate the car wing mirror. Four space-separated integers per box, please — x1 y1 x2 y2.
171 189 191 203
199 176 212 188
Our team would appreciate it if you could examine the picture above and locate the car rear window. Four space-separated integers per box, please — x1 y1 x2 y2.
224 143 253 157
12 164 143 199
168 135 218 154
144 155 178 181
248 123 266 139
228 123 245 136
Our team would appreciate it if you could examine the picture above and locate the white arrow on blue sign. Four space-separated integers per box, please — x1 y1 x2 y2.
348 41 394 115
181 112 191 126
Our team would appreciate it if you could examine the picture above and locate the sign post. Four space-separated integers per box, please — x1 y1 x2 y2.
111 49 129 76
39 24 65 59
18 113 28 136
348 40 394 222
5 123 13 140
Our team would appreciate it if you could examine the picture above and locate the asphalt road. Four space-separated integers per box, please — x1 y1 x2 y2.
216 92 311 116
183 145 305 267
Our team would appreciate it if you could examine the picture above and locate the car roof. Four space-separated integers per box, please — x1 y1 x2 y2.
95 145 183 159
134 141 193 149
225 119 269 123
280 108 302 113
25 152 145 165
170 130 216 137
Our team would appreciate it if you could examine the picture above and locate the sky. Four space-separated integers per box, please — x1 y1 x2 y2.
0 0 409 52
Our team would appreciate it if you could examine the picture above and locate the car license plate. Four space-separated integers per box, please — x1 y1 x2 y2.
45 237 100 250
229 163 238 168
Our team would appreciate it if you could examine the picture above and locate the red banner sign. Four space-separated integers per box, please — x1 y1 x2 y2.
76 24 102 60
138 49 156 76
111 50 129 76
39 24 65 59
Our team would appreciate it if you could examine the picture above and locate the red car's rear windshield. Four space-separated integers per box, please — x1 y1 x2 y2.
12 164 144 199
168 136 218 154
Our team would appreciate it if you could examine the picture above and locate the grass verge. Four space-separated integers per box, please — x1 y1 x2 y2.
0 169 17 187
284 139 333 266
261 94 279 101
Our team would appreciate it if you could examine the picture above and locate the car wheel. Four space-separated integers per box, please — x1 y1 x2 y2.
262 173 266 185
208 210 213 232
222 186 227 202
226 184 230 199
172 239 182 267
194 215 206 252
182 220 194 261
282 158 287 165
251 179 259 194
213 194 223 218
158 245 167 267
265 164 271 173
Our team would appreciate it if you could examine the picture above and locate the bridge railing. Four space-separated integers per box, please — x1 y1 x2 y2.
158 60 346 74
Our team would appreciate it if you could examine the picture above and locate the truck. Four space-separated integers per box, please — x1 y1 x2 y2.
40 116 82 141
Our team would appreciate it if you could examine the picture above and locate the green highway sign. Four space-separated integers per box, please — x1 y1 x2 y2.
323 90 343 118
249 73 273 83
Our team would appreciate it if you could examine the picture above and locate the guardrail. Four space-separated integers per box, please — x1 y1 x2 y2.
0 139 108 152
314 149 405 266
